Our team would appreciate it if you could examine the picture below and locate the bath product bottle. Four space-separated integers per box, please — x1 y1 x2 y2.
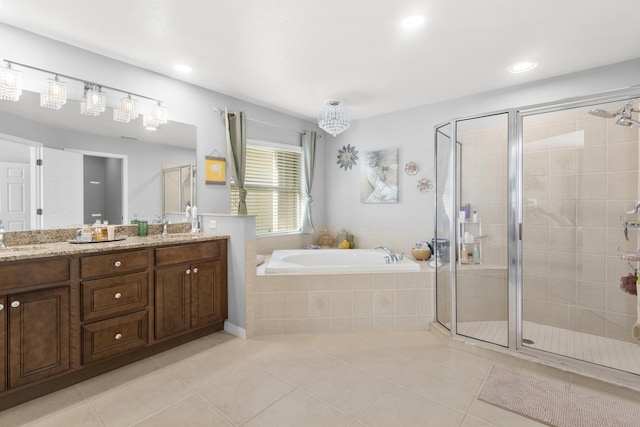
319 229 333 248
138 219 148 236
348 234 355 249
461 244 469 263
336 228 348 246
472 243 480 263
473 210 478 222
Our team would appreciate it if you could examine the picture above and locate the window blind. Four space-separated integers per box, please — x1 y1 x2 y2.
231 145 302 234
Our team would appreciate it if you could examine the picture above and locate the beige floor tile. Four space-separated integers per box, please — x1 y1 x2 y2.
243 389 354 427
22 401 103 427
198 364 294 425
132 395 233 427
420 346 493 378
334 341 417 381
219 335 291 362
151 335 229 367
296 333 369 356
467 400 546 427
461 415 497 426
77 357 163 398
394 358 482 413
300 360 390 418
91 369 192 427
0 385 86 426
166 346 250 390
359 384 464 427
358 330 446 354
257 343 333 386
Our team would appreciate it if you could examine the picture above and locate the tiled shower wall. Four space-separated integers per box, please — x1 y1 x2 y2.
522 106 639 343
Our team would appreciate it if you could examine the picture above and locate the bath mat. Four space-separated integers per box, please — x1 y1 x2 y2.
478 366 640 427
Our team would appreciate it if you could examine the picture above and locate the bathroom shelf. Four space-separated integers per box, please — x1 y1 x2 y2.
620 252 640 261
458 219 482 265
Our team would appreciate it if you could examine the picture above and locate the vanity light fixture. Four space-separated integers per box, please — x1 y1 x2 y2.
80 84 106 116
113 94 138 123
1 59 168 129
143 101 168 130
318 100 351 137
0 61 22 101
508 60 538 74
40 75 67 110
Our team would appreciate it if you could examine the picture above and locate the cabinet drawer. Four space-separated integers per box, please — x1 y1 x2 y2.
80 250 149 279
0 258 70 291
82 311 148 364
155 240 222 267
81 272 149 322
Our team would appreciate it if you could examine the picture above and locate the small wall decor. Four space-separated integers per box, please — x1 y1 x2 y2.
361 149 398 203
417 178 433 193
205 154 226 185
337 144 359 171
404 162 418 175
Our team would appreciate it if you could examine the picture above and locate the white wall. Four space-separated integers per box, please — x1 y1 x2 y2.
325 59 640 238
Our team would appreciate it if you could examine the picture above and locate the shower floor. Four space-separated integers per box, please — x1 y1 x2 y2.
457 320 640 376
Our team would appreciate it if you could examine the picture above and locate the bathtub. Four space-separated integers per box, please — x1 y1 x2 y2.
264 248 420 274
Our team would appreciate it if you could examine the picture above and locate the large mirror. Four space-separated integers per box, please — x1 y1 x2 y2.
0 90 197 231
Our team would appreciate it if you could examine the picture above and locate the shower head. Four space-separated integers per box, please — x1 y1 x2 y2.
588 108 618 118
616 116 640 127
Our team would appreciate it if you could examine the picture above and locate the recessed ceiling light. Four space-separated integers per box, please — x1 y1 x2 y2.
174 63 192 73
401 15 424 29
508 60 538 74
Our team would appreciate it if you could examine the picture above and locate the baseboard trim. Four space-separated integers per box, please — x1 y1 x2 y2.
224 320 246 339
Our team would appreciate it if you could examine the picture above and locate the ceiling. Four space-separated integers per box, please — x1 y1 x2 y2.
2 0 640 121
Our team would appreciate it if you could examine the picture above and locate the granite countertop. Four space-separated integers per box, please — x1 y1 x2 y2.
0 232 229 262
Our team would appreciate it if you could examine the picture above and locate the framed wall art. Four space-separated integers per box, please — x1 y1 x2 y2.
205 155 226 185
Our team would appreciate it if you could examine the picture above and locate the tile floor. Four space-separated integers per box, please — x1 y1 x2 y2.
1 327 639 426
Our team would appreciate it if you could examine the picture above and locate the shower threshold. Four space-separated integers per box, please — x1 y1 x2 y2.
457 320 640 376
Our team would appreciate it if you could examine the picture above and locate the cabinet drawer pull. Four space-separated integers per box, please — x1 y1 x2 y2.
114 261 122 267
186 269 191 275
193 267 198 274
0 303 3 311
114 292 122 299
115 333 122 340
11 301 20 308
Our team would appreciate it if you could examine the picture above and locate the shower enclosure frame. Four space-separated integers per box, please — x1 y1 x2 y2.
435 86 640 388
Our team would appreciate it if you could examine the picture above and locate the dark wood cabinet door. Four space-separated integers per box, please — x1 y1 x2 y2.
0 296 6 392
154 265 190 340
8 287 70 389
190 259 225 329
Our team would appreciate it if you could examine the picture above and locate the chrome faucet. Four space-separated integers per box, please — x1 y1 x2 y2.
375 246 402 263
628 201 640 214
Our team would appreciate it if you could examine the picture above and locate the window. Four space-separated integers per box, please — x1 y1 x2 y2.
230 141 303 234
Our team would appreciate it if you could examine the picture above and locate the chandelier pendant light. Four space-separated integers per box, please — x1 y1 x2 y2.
113 94 138 123
0 62 22 101
318 100 351 137
40 75 67 110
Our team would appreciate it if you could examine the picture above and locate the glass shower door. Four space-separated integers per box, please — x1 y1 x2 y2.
521 100 640 374
435 123 452 330
455 113 510 347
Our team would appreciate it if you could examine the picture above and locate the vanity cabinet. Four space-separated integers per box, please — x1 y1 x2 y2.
79 250 150 364
0 236 227 411
0 296 5 393
0 257 71 390
154 240 227 340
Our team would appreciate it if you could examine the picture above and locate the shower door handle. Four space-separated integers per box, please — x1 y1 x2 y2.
519 223 522 241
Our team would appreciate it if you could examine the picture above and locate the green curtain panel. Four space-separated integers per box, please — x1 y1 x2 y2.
225 109 247 214
301 130 317 233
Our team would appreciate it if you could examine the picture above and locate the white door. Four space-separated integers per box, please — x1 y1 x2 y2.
0 161 30 230
42 148 83 228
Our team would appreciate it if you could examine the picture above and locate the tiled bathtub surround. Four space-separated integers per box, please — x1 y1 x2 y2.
253 268 435 335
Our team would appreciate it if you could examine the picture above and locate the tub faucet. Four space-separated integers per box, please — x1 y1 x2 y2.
628 201 640 214
375 246 401 263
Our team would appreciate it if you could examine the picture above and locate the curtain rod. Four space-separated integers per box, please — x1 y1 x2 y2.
213 107 321 138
